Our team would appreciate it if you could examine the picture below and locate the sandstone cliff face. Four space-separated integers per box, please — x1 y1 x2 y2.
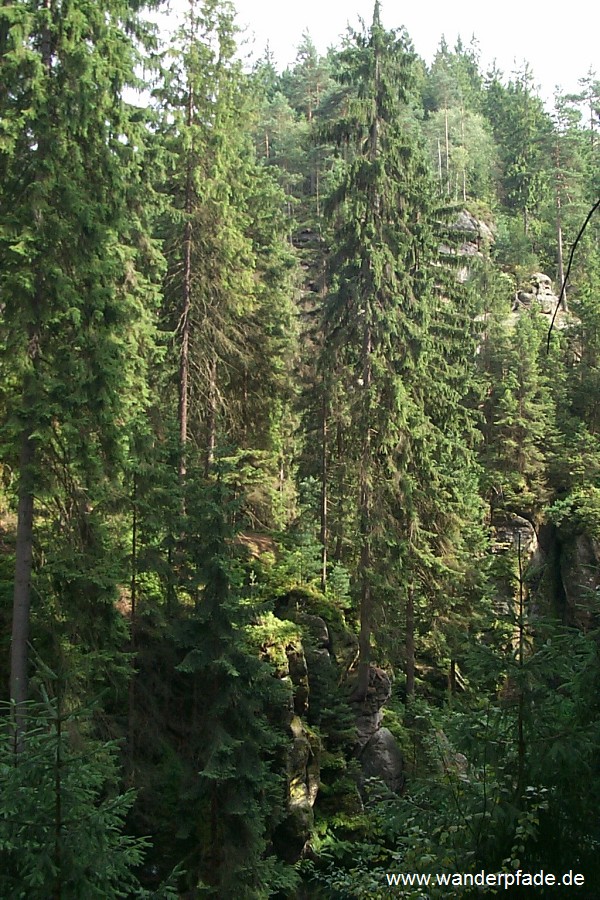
274 713 320 862
439 208 495 283
269 593 405 858
558 532 600 629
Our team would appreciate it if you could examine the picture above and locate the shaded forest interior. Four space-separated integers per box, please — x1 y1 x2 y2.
1 0 600 897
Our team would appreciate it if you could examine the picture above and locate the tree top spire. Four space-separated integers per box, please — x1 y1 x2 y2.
372 0 382 28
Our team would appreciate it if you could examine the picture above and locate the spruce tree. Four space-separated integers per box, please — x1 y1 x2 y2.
0 0 160 735
172 459 291 896
0 697 148 899
157 0 296 485
320 3 436 699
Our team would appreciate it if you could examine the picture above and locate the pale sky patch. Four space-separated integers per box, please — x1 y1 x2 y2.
163 0 598 106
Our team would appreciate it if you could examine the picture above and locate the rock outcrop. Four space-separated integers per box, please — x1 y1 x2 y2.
350 666 392 750
493 512 541 563
439 209 495 282
349 666 404 794
511 272 577 331
360 727 404 793
275 714 321 861
491 512 544 614
559 532 600 629
513 272 556 314
286 640 310 716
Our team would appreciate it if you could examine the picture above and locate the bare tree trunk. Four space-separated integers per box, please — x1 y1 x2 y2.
315 149 321 220
405 586 415 698
445 105 450 195
516 533 526 802
10 427 35 744
179 223 191 480
206 355 217 474
128 473 138 774
320 391 328 592
555 142 567 310
179 119 194 480
53 698 63 900
354 322 373 701
461 106 467 202
556 213 566 311
448 658 457 694
334 422 344 561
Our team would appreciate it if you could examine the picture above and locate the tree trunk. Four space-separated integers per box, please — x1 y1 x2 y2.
53 700 63 900
128 473 138 774
555 143 567 311
206 355 217 474
405 586 415 698
461 106 467 201
516 532 526 802
556 214 566 311
179 223 191 479
10 426 35 745
354 321 373 701
354 24 380 701
10 0 51 752
179 82 194 481
448 658 457 695
320 391 328 591
334 422 344 561
445 105 450 195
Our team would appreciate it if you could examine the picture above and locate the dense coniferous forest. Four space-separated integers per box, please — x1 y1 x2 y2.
1 1 600 896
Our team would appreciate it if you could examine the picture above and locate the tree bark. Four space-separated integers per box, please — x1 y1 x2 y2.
354 321 373 701
206 355 217 474
334 422 344 561
53 700 63 900
354 20 380 701
10 426 35 742
405 586 415 698
320 390 328 591
555 141 567 310
445 105 450 195
516 532 526 802
179 78 194 481
128 473 138 774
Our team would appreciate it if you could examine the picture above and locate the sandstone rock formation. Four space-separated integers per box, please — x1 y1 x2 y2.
349 666 404 794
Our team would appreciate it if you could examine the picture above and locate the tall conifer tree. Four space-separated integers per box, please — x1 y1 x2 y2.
321 3 435 698
0 0 159 732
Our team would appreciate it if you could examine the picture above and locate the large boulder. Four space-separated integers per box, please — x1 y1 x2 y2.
348 666 405 795
513 272 557 315
359 727 404 793
450 209 494 248
511 271 578 332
